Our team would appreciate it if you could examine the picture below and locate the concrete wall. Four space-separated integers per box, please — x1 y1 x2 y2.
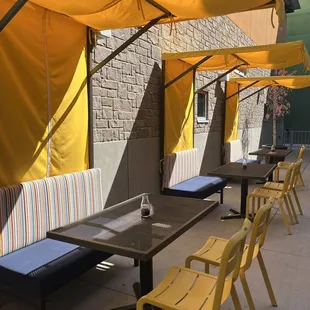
92 17 269 207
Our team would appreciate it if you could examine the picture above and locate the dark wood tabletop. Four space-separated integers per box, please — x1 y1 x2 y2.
208 162 276 180
47 194 218 261
249 148 292 157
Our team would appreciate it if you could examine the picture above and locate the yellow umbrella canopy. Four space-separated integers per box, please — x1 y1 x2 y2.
162 41 310 71
230 75 310 89
29 0 285 30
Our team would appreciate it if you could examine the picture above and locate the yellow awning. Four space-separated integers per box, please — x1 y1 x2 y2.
162 41 310 71
28 0 285 30
230 75 310 89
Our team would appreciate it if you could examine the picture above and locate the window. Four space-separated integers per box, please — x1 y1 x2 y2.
197 92 209 123
234 68 248 77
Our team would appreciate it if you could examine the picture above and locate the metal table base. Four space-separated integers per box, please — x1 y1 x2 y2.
221 179 248 220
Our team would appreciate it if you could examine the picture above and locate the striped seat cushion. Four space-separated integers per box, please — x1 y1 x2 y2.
163 148 199 189
45 169 103 227
0 169 103 256
0 180 50 256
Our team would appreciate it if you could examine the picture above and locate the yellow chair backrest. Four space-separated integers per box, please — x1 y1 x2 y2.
297 145 306 161
282 163 295 193
242 200 275 270
213 219 252 307
291 160 303 188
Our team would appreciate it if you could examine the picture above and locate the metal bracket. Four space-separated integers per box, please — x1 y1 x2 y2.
165 56 213 89
226 80 259 100
91 15 165 76
239 85 270 102
195 64 243 93
0 0 28 32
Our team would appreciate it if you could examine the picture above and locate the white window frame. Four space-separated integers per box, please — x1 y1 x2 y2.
197 91 209 124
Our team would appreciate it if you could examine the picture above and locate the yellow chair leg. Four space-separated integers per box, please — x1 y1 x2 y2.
257 251 277 307
205 262 209 273
136 297 146 310
293 188 303 215
231 283 242 310
240 271 256 310
279 200 292 235
286 194 299 224
283 196 295 225
246 195 251 219
298 172 305 188
185 257 192 269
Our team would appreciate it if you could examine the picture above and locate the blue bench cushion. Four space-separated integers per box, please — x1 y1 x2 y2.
0 238 112 297
236 158 261 164
0 239 79 275
164 176 227 199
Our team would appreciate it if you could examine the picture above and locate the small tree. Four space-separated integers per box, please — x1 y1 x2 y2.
265 69 296 146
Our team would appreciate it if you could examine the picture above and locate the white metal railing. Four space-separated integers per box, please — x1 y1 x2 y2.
283 130 310 146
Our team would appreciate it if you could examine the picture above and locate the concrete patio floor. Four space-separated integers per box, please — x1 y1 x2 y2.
2 149 310 310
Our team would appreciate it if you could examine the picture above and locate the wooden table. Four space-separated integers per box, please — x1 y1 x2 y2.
47 194 218 309
249 148 292 181
208 163 276 220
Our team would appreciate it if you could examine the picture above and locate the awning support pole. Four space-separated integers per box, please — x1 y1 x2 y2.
91 15 165 76
0 0 28 32
226 80 259 100
195 65 243 93
87 28 95 168
239 85 270 102
164 55 213 89
145 0 172 16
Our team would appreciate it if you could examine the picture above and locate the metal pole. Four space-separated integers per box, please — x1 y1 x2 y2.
87 28 95 168
195 64 243 93
164 55 213 89
0 0 28 32
160 60 166 192
226 80 259 100
239 85 269 102
90 16 165 76
221 81 228 165
145 0 172 16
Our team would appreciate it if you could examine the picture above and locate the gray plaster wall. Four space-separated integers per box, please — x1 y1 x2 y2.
94 138 160 207
95 133 221 207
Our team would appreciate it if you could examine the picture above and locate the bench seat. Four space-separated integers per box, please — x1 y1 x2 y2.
164 176 227 199
0 169 114 309
0 238 111 298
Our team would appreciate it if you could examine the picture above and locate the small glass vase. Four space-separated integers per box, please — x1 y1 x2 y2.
141 195 151 218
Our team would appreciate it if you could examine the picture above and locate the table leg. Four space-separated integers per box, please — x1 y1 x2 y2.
268 156 274 181
140 259 153 296
221 179 247 220
110 259 153 310
240 178 248 216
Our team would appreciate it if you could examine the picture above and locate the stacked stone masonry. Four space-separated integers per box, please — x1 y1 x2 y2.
93 16 269 143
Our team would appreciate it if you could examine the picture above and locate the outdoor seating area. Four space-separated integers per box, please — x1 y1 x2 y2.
0 149 308 310
2 0 310 309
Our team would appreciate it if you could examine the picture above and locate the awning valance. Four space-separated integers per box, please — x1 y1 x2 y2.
28 0 285 30
162 41 310 71
230 75 310 89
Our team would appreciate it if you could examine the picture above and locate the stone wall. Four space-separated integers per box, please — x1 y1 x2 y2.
92 16 269 206
93 16 268 143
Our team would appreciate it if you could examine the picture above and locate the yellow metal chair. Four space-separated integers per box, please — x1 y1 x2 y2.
136 219 252 310
185 200 276 310
246 164 295 235
274 145 305 187
264 160 303 218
